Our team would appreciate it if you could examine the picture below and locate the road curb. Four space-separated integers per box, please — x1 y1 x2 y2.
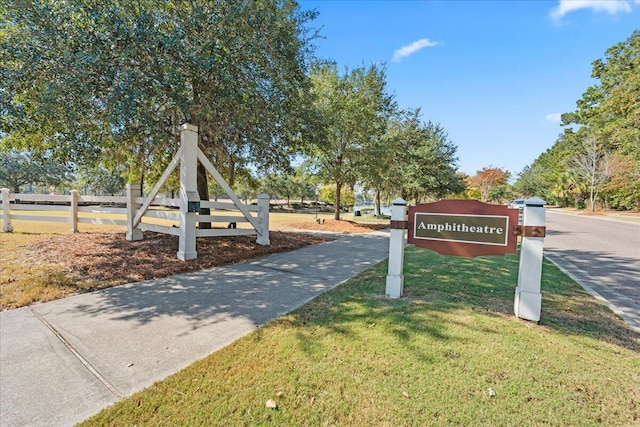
544 253 640 333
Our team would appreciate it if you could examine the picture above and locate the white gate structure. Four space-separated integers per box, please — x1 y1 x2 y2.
127 123 270 260
1 124 269 261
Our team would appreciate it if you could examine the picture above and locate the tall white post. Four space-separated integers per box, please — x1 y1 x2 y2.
177 123 199 261
126 183 143 241
514 197 546 322
386 198 407 298
70 190 79 233
1 188 13 232
256 193 270 246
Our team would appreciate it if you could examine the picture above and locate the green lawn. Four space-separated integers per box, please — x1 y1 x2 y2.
80 246 639 426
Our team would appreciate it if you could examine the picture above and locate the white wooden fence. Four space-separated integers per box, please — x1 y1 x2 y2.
1 187 270 259
1 124 270 260
0 190 128 233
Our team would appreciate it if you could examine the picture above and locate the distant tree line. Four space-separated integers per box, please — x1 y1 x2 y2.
514 30 640 211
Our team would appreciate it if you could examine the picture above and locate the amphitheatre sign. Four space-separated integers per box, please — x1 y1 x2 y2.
386 197 546 323
407 200 519 258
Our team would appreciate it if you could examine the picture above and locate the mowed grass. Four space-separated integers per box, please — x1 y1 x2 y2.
81 246 640 426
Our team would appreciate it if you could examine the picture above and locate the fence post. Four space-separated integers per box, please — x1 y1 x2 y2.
126 183 144 241
1 188 13 232
386 198 407 298
514 197 546 322
70 190 79 233
177 123 199 260
256 193 270 246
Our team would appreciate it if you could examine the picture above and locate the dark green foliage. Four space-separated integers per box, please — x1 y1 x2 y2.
515 30 639 210
1 0 318 190
371 108 465 204
0 150 70 192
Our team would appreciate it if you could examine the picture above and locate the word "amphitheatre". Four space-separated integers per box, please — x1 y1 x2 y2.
417 221 504 235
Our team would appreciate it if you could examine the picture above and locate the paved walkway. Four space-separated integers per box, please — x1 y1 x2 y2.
2 227 639 426
0 232 390 427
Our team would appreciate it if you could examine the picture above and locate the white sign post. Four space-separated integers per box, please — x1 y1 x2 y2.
386 198 407 298
177 123 199 261
1 188 13 232
514 197 546 322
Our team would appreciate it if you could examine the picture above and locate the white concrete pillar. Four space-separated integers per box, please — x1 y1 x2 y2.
386 198 407 298
70 190 79 233
1 188 13 232
126 183 143 241
514 197 546 322
177 123 199 260
256 193 270 246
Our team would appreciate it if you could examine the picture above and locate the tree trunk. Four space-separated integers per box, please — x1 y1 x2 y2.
197 162 211 229
228 158 236 188
375 189 381 216
334 182 342 220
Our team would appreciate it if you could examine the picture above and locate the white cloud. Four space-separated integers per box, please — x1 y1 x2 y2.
392 38 439 62
550 0 638 21
545 113 562 123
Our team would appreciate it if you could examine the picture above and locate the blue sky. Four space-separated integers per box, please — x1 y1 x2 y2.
299 0 640 178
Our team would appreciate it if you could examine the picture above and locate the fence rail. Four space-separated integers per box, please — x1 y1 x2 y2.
1 190 129 233
2 125 270 260
1 188 269 242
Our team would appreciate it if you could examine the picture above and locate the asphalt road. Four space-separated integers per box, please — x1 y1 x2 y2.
544 210 640 329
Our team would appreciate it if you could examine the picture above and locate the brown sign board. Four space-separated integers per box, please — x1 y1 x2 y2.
408 200 519 258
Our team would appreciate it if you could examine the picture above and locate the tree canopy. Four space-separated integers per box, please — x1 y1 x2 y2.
468 167 510 203
307 62 395 219
0 150 70 193
2 1 467 211
1 0 318 195
377 109 464 204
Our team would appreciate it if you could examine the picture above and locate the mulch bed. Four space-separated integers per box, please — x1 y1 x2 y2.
289 219 388 234
28 231 332 286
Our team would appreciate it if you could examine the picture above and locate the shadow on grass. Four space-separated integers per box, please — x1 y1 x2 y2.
283 246 639 356
51 235 639 358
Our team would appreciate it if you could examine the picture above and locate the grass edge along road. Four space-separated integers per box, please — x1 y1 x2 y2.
81 246 640 426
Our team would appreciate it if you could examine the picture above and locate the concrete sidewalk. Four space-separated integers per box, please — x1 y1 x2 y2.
0 232 390 427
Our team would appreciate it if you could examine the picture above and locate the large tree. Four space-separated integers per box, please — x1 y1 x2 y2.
0 150 70 193
307 62 395 219
1 0 318 201
559 30 640 210
469 167 510 203
378 109 464 205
